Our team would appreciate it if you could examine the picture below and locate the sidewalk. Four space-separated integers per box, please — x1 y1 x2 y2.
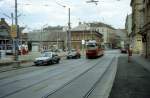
109 55 150 98
131 54 150 72
0 52 41 72
0 52 41 66
0 56 14 66
0 62 34 72
0 51 67 72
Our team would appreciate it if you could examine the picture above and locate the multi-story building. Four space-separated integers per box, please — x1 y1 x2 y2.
130 0 144 53
115 29 128 48
0 18 13 55
125 14 133 47
0 18 29 55
140 0 150 58
70 30 103 50
72 22 116 49
126 14 132 36
28 28 66 52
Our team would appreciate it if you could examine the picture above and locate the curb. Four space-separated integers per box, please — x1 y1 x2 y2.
0 60 33 67
0 55 66 67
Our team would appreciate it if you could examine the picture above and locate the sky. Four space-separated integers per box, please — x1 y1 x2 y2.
0 0 132 32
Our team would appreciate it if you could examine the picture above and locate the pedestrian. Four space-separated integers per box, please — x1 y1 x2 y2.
128 45 132 63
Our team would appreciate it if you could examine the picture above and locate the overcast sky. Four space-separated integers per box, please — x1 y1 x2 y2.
0 0 131 31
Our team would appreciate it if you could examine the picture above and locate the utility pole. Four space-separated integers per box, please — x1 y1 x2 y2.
11 13 14 26
14 0 19 63
68 8 71 51
40 24 48 52
55 2 71 51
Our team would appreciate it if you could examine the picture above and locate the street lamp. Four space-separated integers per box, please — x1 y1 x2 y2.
56 2 71 51
40 24 48 52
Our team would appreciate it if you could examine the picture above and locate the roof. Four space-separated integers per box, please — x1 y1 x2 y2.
0 18 10 30
28 30 66 41
71 30 103 37
0 18 10 37
72 22 115 31
88 22 115 29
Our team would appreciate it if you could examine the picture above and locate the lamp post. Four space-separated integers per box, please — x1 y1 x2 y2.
40 24 48 52
56 2 71 51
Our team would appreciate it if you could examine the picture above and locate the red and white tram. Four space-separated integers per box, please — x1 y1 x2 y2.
86 40 104 58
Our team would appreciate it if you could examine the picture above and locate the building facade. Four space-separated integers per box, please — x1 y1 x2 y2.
72 22 116 49
0 18 13 54
140 0 150 58
125 14 133 47
115 29 128 49
28 29 66 52
126 14 132 36
71 30 103 50
130 0 144 53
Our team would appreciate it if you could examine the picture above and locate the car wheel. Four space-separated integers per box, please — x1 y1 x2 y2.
78 55 81 58
76 55 80 59
56 60 60 64
48 61 52 65
34 64 38 66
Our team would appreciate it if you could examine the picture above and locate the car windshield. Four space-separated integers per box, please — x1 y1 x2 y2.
41 52 52 57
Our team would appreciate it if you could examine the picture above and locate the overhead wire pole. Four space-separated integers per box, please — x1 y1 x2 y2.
86 0 99 40
56 2 71 51
15 0 20 65
68 8 71 51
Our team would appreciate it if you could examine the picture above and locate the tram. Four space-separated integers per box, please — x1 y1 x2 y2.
86 40 104 59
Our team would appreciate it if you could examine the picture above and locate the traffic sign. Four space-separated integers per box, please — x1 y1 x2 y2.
82 40 85 45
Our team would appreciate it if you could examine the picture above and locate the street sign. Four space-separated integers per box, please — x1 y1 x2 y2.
82 40 85 45
11 25 17 38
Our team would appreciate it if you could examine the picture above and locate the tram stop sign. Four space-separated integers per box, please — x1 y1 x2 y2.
82 40 85 45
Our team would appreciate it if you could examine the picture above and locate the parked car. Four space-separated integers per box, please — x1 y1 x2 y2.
120 48 127 53
34 52 60 66
66 49 81 59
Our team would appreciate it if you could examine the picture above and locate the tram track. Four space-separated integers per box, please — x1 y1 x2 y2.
0 58 99 98
0 59 82 80
83 57 116 98
0 59 90 87
43 56 113 98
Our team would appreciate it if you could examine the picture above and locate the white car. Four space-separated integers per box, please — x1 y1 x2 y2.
34 52 60 66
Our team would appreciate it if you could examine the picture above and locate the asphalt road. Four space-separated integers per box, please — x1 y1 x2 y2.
109 55 150 98
0 50 119 98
